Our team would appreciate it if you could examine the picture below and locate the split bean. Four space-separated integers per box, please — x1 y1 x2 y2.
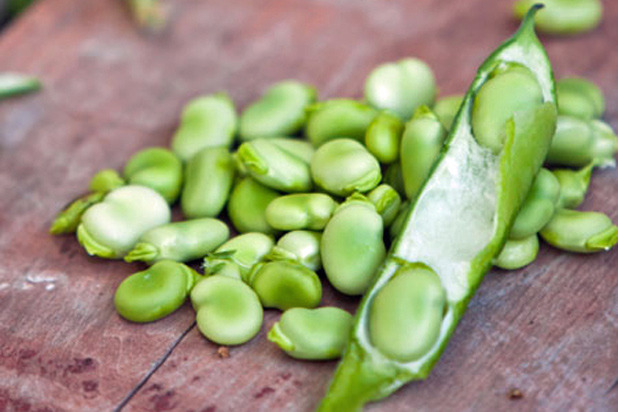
123 147 183 204
203 232 274 281
268 307 353 360
540 209 618 253
227 177 280 235
265 193 336 231
267 230 322 271
124 218 229 264
493 235 539 270
305 100 377 147
364 111 404 164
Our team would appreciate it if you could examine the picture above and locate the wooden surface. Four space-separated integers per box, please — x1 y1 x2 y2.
1 0 617 411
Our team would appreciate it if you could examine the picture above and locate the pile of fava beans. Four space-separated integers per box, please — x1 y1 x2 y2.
51 57 618 361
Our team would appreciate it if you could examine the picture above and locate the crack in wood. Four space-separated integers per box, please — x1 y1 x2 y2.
113 322 196 411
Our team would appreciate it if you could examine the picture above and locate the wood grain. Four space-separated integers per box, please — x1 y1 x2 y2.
0 0 617 411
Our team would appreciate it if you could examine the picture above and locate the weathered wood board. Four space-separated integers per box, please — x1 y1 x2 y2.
0 0 617 411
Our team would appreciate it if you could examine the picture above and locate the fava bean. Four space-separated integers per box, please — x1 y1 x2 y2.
553 163 593 209
364 112 404 164
311 138 381 197
268 307 353 360
367 184 401 226
433 94 464 131
557 77 604 120
114 260 199 323
540 209 618 253
171 93 237 161
239 81 316 140
125 218 229 264
77 186 171 258
265 193 336 231
89 169 126 193
49 192 105 235
269 138 315 164
248 260 322 310
514 0 603 35
321 196 385 295
203 232 274 281
364 58 437 120
509 168 560 239
369 265 446 362
227 177 280 235
123 147 183 204
383 162 406 198
267 230 322 271
191 275 263 345
305 100 377 147
400 106 447 199
493 234 539 270
388 200 409 241
181 147 235 218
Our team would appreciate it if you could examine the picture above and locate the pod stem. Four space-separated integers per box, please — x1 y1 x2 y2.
124 242 159 263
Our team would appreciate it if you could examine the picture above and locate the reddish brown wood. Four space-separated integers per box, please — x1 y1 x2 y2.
0 0 617 411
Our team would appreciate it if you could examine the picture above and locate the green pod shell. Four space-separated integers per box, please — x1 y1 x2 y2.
369 265 446 362
77 186 171 258
514 0 603 35
181 147 235 218
50 192 105 235
227 177 280 235
364 111 404 164
433 94 464 131
321 197 386 296
237 139 313 193
400 106 447 200
124 218 230 264
123 147 183 204
509 168 561 239
239 81 316 141
268 307 353 360
191 275 263 346
553 163 593 209
268 138 315 164
367 184 402 227
265 193 336 231
311 138 382 197
557 77 605 120
364 58 437 120
472 65 544 153
114 260 198 323
540 209 618 253
267 230 322 271
204 232 275 281
248 260 322 310
383 162 406 198
171 93 237 161
305 100 377 147
493 234 539 270
89 169 126 193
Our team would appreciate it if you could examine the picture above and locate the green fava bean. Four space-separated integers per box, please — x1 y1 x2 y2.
228 177 280 235
125 218 230 264
364 58 437 120
268 307 353 360
472 65 544 153
557 77 605 120
321 196 386 295
509 168 560 239
367 184 402 227
265 193 336 231
181 147 235 219
388 200 409 241
400 106 447 200
239 81 316 141
311 138 382 197
269 138 315 164
433 94 464 131
191 275 263 345
248 260 322 310
267 230 322 271
369 265 446 362
77 186 171 258
89 169 126 193
553 163 593 209
493 234 539 270
364 111 404 164
237 139 313 193
305 100 377 147
123 147 183 204
540 209 618 253
203 232 274 281
114 260 198 323
514 0 602 35
171 93 237 161
546 116 618 168
50 192 105 235
383 162 406 198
